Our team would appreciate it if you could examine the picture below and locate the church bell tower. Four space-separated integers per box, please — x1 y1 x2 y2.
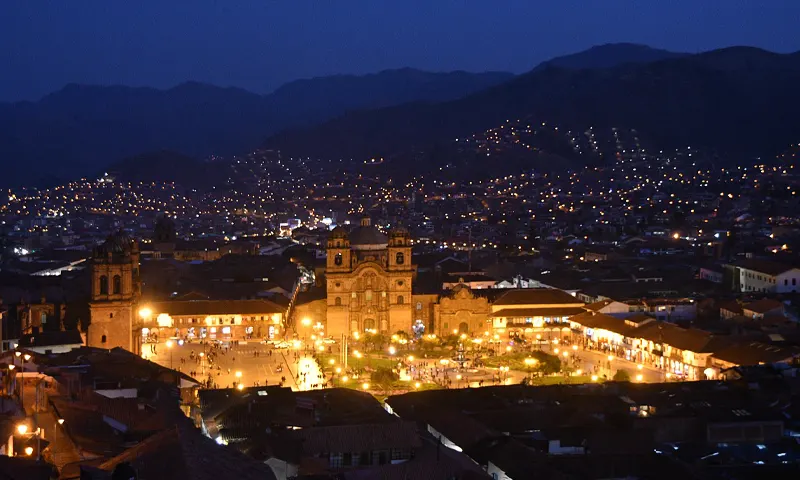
88 231 140 353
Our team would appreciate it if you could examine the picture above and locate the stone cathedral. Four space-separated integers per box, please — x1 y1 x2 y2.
87 231 142 354
325 217 414 337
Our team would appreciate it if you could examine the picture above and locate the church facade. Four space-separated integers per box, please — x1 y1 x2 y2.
88 231 142 354
325 218 414 338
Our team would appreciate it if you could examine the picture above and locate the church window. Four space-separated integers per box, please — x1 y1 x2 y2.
334 253 343 266
335 297 342 306
397 295 404 305
101 335 107 344
112 275 122 294
397 280 404 287
99 276 109 295
396 252 405 264
416 302 422 311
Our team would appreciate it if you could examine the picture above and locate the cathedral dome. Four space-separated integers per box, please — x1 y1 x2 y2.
349 216 388 250
95 230 136 256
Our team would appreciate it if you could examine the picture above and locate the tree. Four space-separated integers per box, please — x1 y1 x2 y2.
371 367 399 392
613 369 631 382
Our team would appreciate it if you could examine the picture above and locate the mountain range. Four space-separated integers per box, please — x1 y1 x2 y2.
0 69 511 187
3 43 800 188
264 46 800 164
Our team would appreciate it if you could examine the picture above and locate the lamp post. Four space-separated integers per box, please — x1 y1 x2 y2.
15 352 30 410
166 340 174 369
54 418 64 458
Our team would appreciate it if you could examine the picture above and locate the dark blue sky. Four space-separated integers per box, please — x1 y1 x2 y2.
2 1 799 102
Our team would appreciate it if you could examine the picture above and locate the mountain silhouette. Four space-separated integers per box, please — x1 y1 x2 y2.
0 69 512 187
264 45 800 164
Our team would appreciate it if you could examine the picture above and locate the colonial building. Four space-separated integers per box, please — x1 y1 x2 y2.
88 231 141 354
325 218 414 338
138 298 285 343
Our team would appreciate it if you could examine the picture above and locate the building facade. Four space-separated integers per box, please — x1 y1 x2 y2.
325 218 414 338
88 232 141 354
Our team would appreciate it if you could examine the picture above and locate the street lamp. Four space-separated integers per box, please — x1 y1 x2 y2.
24 447 33 456
17 424 28 435
166 340 174 369
388 345 396 355
138 307 152 319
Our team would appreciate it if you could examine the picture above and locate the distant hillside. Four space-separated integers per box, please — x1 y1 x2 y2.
264 46 800 164
0 69 512 188
105 151 228 189
533 43 687 71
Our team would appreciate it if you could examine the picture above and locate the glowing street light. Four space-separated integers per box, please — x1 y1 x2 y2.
591 375 599 382
328 359 335 365
388 345 397 355
635 374 644 382
301 318 312 327
237 384 244 391
235 371 242 378
17 424 28 435
407 355 414 362
24 447 33 456
138 307 152 319
361 382 370 391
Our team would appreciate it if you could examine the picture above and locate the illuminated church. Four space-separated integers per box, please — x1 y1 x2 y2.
325 217 414 337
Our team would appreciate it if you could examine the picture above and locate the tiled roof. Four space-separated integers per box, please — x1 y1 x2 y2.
570 312 632 335
735 259 798 276
632 322 714 353
711 341 800 366
149 299 284 316
289 420 421 454
742 299 784 314
490 307 586 318
96 422 277 480
584 299 615 312
493 289 584 306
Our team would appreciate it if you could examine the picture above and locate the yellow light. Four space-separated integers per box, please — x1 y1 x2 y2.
391 334 399 341
407 355 414 362
414 382 421 389
138 307 152 318
637 364 643 370
607 355 614 361
452 329 458 335
591 375 599 382
301 318 311 327
505 346 512 352
24 447 33 456
635 374 643 382
7 364 14 371
388 346 396 355
362 382 370 391
237 384 244 391
354 351 363 359
335 367 341 374
166 340 174 348
328 359 335 365
562 351 568 358
665 372 672 379
342 376 349 382
576 369 582 375
552 339 559 345
318 345 325 352
460 333 467 340
23 354 30 361
235 371 242 378
493 334 499 340
456 374 462 380
554 348 559 354
17 424 28 435
572 345 578 351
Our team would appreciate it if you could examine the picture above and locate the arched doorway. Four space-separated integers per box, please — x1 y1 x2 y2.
458 322 469 334
364 318 376 331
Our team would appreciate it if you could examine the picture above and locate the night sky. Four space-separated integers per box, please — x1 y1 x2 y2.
2 1 799 102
